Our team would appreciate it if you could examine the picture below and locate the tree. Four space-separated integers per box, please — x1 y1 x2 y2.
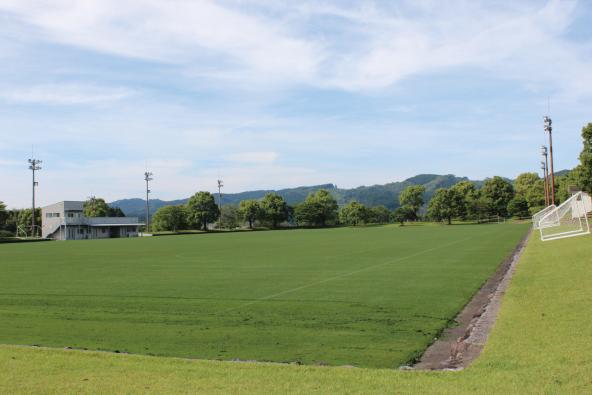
555 171 582 204
15 208 41 235
0 201 7 230
450 181 476 220
507 196 529 218
108 206 126 217
218 205 240 229
392 206 413 226
367 205 391 224
238 200 263 229
514 173 540 197
152 205 187 232
339 201 368 226
261 193 289 228
294 189 338 227
577 122 592 193
427 188 457 225
399 185 425 220
514 172 545 212
481 176 514 217
186 191 220 231
83 197 110 217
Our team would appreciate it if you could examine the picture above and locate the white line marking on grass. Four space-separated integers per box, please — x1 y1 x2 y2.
218 235 474 314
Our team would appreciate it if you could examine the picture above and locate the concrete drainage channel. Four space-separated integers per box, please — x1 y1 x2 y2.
410 230 531 370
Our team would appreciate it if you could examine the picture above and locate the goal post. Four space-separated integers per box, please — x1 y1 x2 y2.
539 192 591 241
532 204 556 230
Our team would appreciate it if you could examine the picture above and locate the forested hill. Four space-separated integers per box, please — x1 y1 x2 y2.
110 174 478 217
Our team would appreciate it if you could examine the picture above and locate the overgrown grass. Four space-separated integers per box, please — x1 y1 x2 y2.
0 224 526 369
1 232 590 393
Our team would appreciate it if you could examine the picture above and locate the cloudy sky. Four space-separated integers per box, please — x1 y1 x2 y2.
1 0 591 208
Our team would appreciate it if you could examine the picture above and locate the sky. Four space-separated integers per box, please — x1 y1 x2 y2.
1 0 591 208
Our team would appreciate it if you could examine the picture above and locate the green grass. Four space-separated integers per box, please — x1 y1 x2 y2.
0 224 527 369
1 229 591 393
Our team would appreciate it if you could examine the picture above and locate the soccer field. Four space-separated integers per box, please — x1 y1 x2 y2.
0 223 528 368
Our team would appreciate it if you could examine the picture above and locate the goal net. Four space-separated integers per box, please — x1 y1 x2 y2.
532 204 556 230
539 192 591 241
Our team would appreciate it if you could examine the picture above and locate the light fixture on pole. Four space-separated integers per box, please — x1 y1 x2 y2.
543 116 555 205
28 158 42 237
144 171 153 232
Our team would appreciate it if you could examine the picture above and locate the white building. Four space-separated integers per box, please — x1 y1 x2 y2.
42 201 142 240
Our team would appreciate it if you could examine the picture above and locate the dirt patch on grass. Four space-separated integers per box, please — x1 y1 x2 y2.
412 229 531 370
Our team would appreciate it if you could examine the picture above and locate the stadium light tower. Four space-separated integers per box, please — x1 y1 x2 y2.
541 145 550 206
544 116 555 205
541 160 549 207
144 171 153 232
28 158 42 237
217 179 224 210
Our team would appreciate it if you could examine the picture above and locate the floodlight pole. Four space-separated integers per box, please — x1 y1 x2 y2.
144 171 153 232
217 179 224 210
541 160 548 207
28 158 42 237
541 145 550 206
544 117 555 205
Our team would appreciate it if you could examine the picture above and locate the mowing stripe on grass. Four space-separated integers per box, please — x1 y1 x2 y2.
218 235 475 314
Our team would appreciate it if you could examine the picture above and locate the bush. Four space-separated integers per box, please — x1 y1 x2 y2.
0 229 14 238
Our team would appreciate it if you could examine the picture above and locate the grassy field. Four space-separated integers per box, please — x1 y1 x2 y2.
1 230 590 393
0 224 527 369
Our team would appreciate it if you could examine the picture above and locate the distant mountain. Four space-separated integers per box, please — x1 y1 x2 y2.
110 174 479 218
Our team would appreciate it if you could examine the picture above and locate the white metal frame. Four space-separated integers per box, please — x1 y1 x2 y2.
539 192 591 241
532 204 556 230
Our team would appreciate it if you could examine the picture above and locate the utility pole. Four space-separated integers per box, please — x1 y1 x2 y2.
541 145 550 206
541 160 548 207
144 171 153 233
544 116 555 205
28 158 42 237
217 179 224 211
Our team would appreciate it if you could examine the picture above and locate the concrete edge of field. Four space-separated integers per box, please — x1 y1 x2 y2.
412 228 532 370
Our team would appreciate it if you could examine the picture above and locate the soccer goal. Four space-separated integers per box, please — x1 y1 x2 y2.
539 192 592 241
532 204 556 230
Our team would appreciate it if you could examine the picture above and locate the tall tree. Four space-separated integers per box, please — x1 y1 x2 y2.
83 197 110 217
152 205 187 232
367 205 391 224
577 122 592 193
427 188 457 225
186 191 220 231
450 181 476 220
481 176 514 217
399 185 425 220
294 189 338 227
339 201 367 226
392 206 413 226
238 200 263 229
514 173 540 197
261 193 289 228
507 196 529 218
218 205 240 229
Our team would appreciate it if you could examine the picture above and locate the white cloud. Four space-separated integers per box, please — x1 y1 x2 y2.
0 0 320 83
0 0 589 95
0 83 134 105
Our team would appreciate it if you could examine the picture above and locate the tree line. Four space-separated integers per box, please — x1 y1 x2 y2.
2 122 591 235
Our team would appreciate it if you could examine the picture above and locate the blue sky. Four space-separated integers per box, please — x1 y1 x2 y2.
1 0 591 208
